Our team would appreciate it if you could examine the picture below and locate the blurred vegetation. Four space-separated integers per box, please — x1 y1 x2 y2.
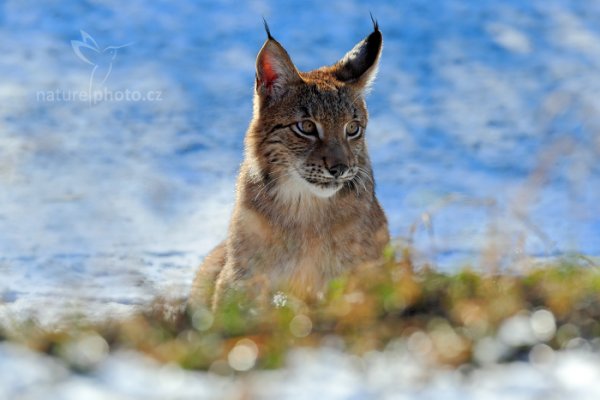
1 248 599 374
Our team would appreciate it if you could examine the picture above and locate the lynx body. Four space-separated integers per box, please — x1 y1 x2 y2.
190 21 389 309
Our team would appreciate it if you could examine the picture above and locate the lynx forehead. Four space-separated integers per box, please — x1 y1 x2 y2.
190 18 389 310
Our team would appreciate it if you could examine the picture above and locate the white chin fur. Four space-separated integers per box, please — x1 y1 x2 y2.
275 169 341 201
305 182 342 198
294 169 342 198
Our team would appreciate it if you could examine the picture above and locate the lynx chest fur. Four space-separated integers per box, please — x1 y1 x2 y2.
190 20 389 310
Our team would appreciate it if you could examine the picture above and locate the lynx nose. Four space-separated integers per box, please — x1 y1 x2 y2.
328 164 348 179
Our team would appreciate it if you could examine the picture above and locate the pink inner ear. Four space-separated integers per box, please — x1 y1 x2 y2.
260 54 278 89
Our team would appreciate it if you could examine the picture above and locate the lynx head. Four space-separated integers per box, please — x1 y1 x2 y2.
246 20 382 202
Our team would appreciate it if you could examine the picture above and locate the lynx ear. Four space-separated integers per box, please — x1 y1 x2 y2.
331 20 383 91
255 28 302 101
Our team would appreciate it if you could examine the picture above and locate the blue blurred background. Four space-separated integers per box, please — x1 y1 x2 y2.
0 0 599 316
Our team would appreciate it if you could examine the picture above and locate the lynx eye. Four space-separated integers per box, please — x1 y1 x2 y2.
346 121 362 139
292 120 318 138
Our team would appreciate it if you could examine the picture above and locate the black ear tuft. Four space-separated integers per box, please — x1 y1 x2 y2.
262 17 274 40
370 12 379 32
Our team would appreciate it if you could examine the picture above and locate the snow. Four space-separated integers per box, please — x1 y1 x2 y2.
2 342 600 400
1 0 600 397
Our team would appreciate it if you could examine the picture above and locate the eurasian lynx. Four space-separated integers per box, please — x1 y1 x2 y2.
190 20 389 310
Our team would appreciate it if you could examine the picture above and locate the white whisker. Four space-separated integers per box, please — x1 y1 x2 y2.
253 171 290 202
357 166 374 188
